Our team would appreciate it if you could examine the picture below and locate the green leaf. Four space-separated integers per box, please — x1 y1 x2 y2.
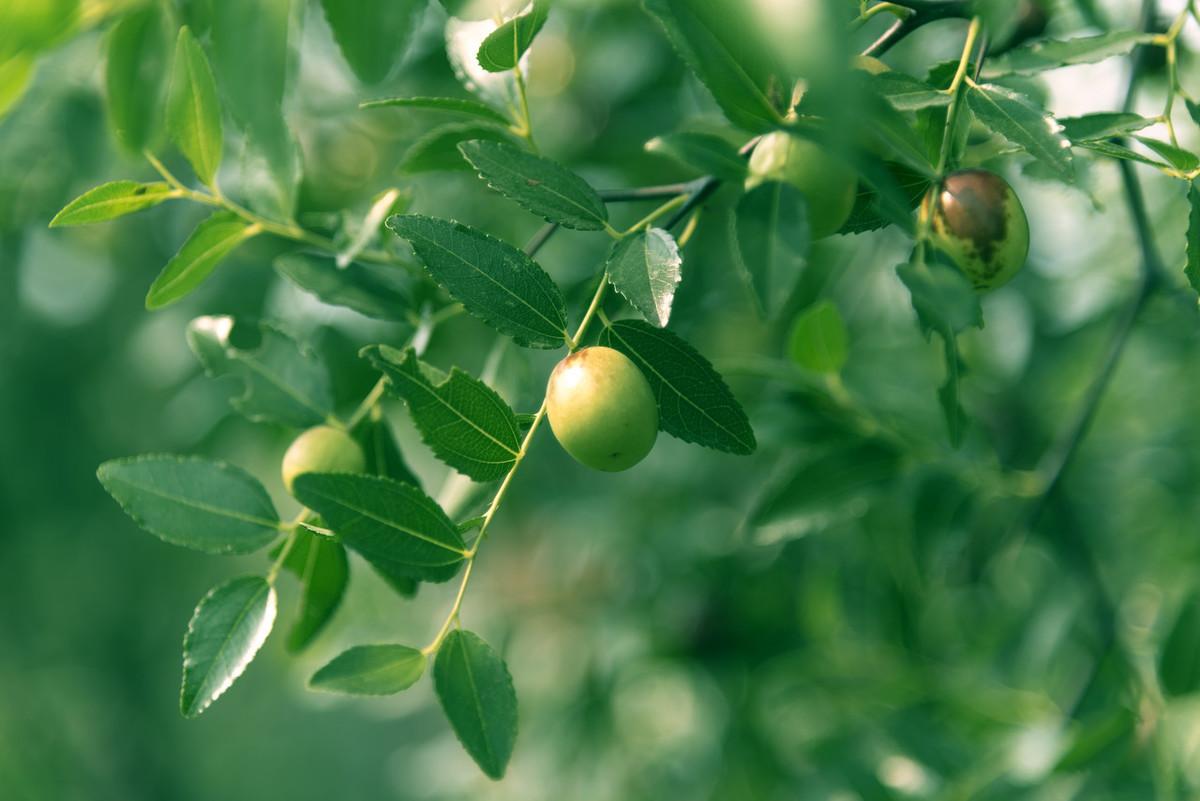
896 254 982 339
274 251 415 321
644 131 746 181
867 72 951 112
434 629 518 779
1185 183 1200 297
356 415 421 487
166 26 223 186
310 644 425 695
937 335 968 448
338 188 410 268
838 162 929 236
97 455 280 555
291 473 467 583
0 56 33 120
1059 112 1155 142
606 228 682 328
320 0 422 84
105 6 169 153
788 300 847 374
186 315 333 428
49 181 175 227
278 528 348 652
476 0 549 72
363 345 521 482
734 182 809 318
181 576 276 718
1160 593 1200 697
458 139 609 230
643 0 787 132
599 319 756 454
983 31 1154 76
386 214 569 348
967 82 1074 183
400 122 517 173
859 93 937 177
145 211 258 309
360 96 511 125
1078 139 1169 169
1133 136 1200 172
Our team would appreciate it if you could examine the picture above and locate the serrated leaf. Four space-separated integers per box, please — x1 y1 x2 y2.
867 72 951 112
967 83 1074 182
278 528 347 652
49 181 176 227
599 319 756 454
838 162 929 236
861 93 937 177
186 315 333 428
311 644 425 695
606 228 682 328
401 122 517 173
320 0 422 84
1059 112 1155 142
386 214 569 348
181 576 276 717
476 0 548 72
166 26 222 186
106 6 169 153
364 344 520 481
292 473 467 583
734 182 809 318
97 455 280 554
788 300 847 373
1186 183 1200 297
360 95 511 125
275 251 415 321
434 629 518 779
984 31 1154 77
1134 137 1200 172
1078 139 1169 169
146 211 258 309
459 139 608 230
644 131 746 181
356 414 421 487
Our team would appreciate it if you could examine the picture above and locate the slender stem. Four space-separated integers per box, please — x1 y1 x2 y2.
863 0 971 57
346 378 387 430
524 221 559 256
624 193 689 234
267 512 309 585
512 65 536 150
936 17 982 176
851 2 912 29
598 182 700 202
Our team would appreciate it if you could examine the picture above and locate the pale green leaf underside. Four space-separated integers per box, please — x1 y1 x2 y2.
434 629 518 779
310 644 426 695
476 1 548 72
606 227 682 328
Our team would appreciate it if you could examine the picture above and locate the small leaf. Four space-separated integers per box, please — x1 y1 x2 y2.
606 228 682 328
1160 593 1200 697
1059 112 1155 142
97 455 280 555
967 83 1074 183
146 211 258 309
106 6 169 153
1078 139 1169 169
291 473 467 584
275 251 415 321
320 0 422 84
458 139 608 230
337 189 409 268
401 122 517 174
476 0 549 72
734 182 809 317
599 319 756 454
896 255 982 339
166 26 223 186
788 300 847 374
181 576 276 717
838 162 929 236
434 629 518 779
386 214 569 348
1133 137 1200 172
360 95 511 125
644 131 747 181
364 345 521 482
49 181 175 227
278 528 348 653
356 415 422 487
310 644 425 695
1185 183 1200 297
867 72 951 112
186 315 333 428
984 31 1154 77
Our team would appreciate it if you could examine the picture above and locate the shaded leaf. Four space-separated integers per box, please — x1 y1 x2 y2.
278 528 348 652
734 182 808 317
788 300 847 374
320 0 422 83
1161 593 1200 697
401 122 516 173
1134 137 1199 172
606 227 682 327
106 5 169 153
275 251 416 321
311 644 425 694
984 31 1154 76
867 71 951 112
166 26 222 185
49 181 175 227
360 95 511 125
644 131 746 181
1059 112 1155 142
1186 183 1200 297
434 629 518 779
145 211 258 309
356 414 421 487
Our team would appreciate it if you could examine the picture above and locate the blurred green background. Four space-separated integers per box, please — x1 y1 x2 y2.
6 0 1200 798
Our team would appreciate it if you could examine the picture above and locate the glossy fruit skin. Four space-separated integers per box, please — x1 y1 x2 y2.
546 347 658 472
281 425 366 494
923 169 1030 290
746 132 857 239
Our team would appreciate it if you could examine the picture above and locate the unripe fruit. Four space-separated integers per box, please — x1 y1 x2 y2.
281 425 366 494
923 169 1030 290
747 132 857 239
545 347 658 472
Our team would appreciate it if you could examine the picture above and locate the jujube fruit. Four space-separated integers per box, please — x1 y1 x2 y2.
922 169 1029 290
545 346 658 472
281 425 366 494
746 132 857 239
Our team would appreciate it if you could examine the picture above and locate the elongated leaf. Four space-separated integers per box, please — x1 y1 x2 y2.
186 315 333 428
401 122 516 173
476 0 548 72
291 473 467 583
788 300 847 374
386 214 569 348
146 211 258 309
181 576 276 717
458 139 608 230
311 644 425 695
1161 593 1200 697
1078 139 1169 169
279 528 347 652
1186 183 1200 297
967 83 1074 182
356 415 421 487
1059 112 1155 142
337 189 409 268
275 251 415 321
838 161 929 236
320 0 422 84
434 629 518 779
599 319 756 454
868 72 951 112
97 455 280 554
106 6 168 153
644 131 746 181
50 181 175 227
364 345 520 481
606 228 682 327
360 95 511 125
166 26 222 186
984 31 1154 77
1134 137 1200 172
734 182 809 318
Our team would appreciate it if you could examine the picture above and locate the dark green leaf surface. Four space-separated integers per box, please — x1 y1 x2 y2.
400 122 516 173
320 0 421 83
1186 183 1200 297
838 162 929 236
896 255 982 339
599 319 756 454
97 455 280 554
983 31 1154 76
868 72 951 112
310 644 425 695
186 315 333 428
458 139 608 230
606 228 682 328
644 131 746 181
434 630 518 779
105 6 168 153
49 181 175 227
279 529 348 653
180 576 276 717
476 0 548 72
274 251 415 321
1160 593 1200 697
1059 112 1155 142
788 300 847 374
145 211 258 309
360 96 511 125
166 26 223 185
967 83 1074 182
364 345 520 481
386 214 569 348
356 415 421 487
735 182 809 318
291 473 467 583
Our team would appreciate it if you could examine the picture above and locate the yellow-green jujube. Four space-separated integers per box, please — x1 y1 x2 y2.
281 425 366 494
546 346 658 472
746 132 857 239
922 169 1030 290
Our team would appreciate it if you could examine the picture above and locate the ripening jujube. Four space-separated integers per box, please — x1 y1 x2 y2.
923 169 1030 290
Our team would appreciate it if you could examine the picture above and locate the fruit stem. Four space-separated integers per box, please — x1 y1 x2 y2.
936 16 983 177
